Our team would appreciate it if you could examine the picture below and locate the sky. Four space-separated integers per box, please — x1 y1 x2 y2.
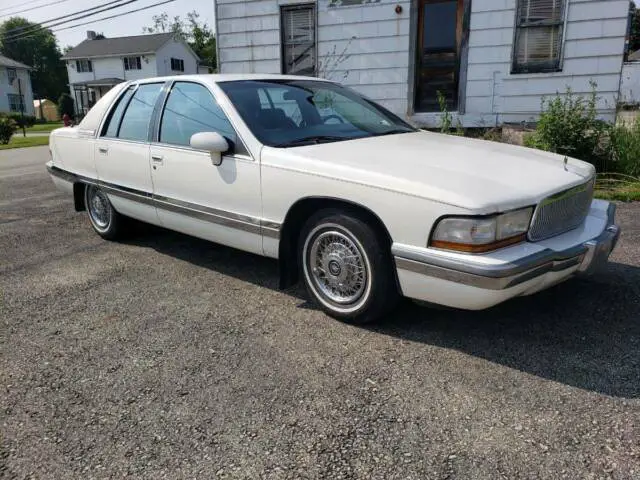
0 0 216 49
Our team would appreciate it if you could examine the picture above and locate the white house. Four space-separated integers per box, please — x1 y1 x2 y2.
0 55 35 116
62 31 200 116
214 0 630 127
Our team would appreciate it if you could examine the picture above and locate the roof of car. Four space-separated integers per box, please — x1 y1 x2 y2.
131 74 335 84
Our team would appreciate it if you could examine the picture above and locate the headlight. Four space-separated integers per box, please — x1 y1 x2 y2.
430 207 534 253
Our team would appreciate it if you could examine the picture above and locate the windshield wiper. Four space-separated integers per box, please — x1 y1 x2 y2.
273 135 348 148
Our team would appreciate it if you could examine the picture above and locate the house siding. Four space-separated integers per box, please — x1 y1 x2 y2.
0 66 35 116
155 40 199 76
215 0 629 126
460 0 628 126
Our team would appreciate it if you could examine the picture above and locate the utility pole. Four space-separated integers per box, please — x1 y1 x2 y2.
16 77 26 137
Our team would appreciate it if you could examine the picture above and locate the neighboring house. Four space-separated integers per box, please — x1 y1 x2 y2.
215 0 630 127
0 54 35 116
34 99 59 122
62 31 200 116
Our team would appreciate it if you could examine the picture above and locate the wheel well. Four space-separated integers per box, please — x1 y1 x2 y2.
73 182 86 212
278 197 393 289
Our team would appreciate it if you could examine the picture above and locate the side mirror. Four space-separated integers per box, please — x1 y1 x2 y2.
190 132 229 166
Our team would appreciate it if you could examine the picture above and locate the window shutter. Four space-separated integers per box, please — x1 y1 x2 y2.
281 5 316 76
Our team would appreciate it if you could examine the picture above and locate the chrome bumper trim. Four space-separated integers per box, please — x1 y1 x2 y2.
393 203 619 291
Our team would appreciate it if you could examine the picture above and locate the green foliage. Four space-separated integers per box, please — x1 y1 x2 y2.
609 120 640 178
0 117 17 144
143 11 216 70
57 93 74 119
5 113 35 128
437 91 452 133
0 17 68 101
436 91 464 135
524 83 610 170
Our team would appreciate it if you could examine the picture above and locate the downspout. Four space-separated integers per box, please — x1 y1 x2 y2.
213 0 221 73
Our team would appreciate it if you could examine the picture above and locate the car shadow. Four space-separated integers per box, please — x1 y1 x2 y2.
125 224 640 399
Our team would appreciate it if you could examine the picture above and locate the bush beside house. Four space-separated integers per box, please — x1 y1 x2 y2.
0 117 17 144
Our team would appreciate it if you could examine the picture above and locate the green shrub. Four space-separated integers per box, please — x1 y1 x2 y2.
0 117 17 144
525 83 610 171
609 120 640 178
6 113 36 128
57 93 75 119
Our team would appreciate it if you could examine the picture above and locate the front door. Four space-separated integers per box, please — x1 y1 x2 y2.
415 0 464 112
149 80 263 255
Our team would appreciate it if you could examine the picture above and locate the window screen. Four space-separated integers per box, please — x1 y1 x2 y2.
281 4 316 76
170 58 184 72
124 56 141 70
117 83 163 142
513 0 566 73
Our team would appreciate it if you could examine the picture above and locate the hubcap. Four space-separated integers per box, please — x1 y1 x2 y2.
308 230 368 305
87 186 111 230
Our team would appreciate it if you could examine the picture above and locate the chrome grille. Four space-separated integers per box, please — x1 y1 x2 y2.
528 179 594 241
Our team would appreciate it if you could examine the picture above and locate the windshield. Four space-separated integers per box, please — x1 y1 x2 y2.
217 80 416 147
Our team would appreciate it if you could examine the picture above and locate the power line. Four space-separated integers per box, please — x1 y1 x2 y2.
5 0 175 42
0 0 61 14
0 0 74 17
55 0 175 32
4 0 140 41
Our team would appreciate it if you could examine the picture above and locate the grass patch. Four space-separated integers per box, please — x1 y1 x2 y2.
0 135 50 150
26 122 63 133
595 173 640 202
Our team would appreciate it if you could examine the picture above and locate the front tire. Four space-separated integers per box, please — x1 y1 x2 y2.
84 184 124 240
299 210 399 324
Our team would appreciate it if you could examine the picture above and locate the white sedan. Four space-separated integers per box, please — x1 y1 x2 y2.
47 74 620 324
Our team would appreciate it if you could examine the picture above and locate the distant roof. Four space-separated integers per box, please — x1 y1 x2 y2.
62 32 175 60
629 50 640 62
0 54 32 69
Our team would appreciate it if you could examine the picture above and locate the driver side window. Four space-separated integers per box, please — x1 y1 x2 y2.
159 81 247 154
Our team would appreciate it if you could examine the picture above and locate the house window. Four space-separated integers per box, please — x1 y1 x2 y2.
76 59 93 72
281 4 316 76
7 68 17 84
512 0 566 73
123 56 142 70
170 58 184 72
8 93 24 112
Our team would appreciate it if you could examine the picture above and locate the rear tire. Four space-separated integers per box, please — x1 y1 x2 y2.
299 209 399 324
84 184 124 240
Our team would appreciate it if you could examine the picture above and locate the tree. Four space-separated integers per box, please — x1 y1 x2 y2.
0 17 68 101
143 11 216 71
630 2 640 53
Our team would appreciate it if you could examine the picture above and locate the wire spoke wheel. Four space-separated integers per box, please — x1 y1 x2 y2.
304 225 371 311
86 185 112 232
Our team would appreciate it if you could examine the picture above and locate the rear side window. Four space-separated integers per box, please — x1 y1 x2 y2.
117 83 163 142
159 81 247 154
102 86 135 138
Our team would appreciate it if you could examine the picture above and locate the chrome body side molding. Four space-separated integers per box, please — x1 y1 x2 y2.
47 164 281 239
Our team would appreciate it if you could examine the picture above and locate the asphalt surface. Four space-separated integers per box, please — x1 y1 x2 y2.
1 146 639 479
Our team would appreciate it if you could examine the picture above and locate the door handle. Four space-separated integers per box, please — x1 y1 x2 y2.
151 155 163 162
98 147 108 154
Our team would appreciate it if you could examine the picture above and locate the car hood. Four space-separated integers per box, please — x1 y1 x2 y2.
261 131 595 212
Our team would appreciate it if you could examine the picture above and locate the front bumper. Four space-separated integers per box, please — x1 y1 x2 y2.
393 200 620 310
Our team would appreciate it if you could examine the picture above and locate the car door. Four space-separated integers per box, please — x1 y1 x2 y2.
94 82 164 225
149 80 262 255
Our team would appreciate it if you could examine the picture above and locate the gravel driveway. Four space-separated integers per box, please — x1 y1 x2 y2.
1 147 639 479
